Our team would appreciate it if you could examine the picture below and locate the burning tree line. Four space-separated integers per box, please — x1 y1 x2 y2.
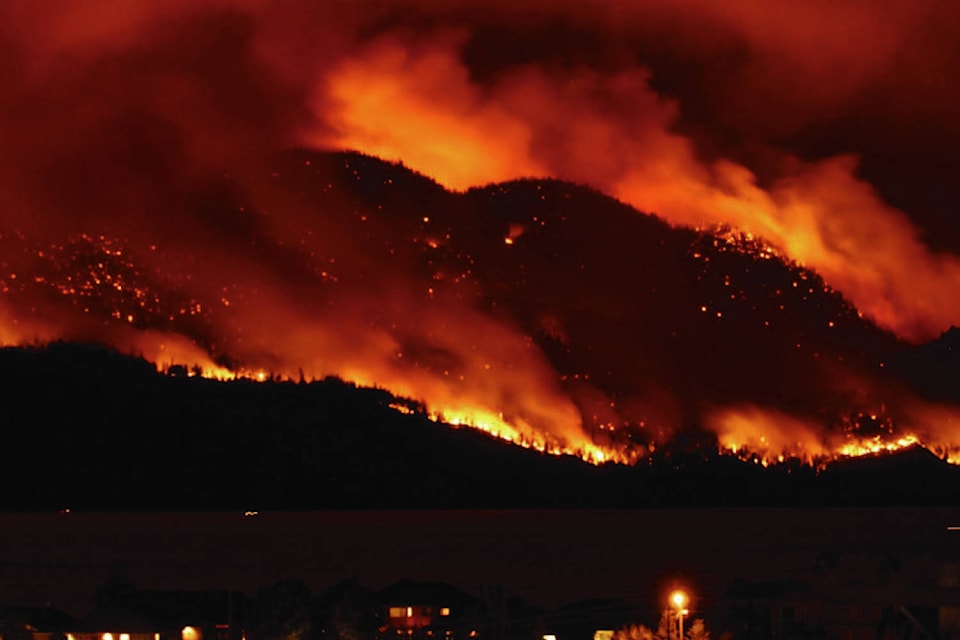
1 342 959 509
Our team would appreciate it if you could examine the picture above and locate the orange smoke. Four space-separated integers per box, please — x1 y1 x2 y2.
314 34 960 343
4 1 960 344
237 289 592 455
320 34 546 190
708 406 829 465
897 402 960 464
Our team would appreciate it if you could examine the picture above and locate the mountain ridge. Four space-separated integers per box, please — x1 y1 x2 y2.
2 148 959 506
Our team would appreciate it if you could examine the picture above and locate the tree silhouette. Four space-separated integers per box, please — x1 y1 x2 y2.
94 575 135 607
248 580 317 640
616 612 672 640
616 613 710 640
615 625 657 640
321 578 377 640
686 619 710 640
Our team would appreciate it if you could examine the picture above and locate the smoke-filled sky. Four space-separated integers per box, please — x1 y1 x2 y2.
3 0 960 462
4 0 960 339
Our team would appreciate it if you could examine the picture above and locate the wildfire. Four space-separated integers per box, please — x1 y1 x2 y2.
131 332 237 381
427 407 628 465
710 406 943 469
4 301 957 470
836 434 920 458
2 205 960 472
385 400 616 463
2 0 960 481
316 32 960 345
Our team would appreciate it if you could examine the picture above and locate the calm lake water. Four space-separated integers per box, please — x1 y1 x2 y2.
1 508 958 619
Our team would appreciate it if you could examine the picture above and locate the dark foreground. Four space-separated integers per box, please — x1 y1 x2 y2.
2 508 958 620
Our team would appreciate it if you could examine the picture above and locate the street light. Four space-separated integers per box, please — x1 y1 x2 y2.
669 590 689 640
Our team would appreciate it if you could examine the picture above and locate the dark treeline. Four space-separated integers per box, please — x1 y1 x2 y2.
1 343 958 510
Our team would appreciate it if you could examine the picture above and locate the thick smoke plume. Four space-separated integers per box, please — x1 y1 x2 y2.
316 30 960 342
4 0 960 337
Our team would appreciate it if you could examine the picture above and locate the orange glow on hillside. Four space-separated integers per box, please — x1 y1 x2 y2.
708 405 953 468
3 302 957 468
131 332 237 380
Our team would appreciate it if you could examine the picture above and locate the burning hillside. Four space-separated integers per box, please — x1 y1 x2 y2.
3 1 960 482
2 150 959 470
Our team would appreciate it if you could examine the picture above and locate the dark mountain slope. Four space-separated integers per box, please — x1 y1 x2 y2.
265 150 907 437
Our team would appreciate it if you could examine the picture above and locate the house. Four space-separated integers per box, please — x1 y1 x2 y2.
0 605 74 640
378 581 482 640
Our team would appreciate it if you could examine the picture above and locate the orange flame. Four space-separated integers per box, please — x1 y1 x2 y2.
709 405 943 468
127 331 237 380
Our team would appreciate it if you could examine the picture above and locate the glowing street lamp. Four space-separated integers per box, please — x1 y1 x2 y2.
670 590 689 640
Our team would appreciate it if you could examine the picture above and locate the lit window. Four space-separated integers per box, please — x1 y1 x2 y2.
103 633 114 640
389 608 406 618
406 607 413 618
121 634 130 640
182 627 201 640
440 608 450 617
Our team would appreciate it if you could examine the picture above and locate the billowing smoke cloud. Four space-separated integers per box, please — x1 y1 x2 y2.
313 28 960 342
4 0 960 338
